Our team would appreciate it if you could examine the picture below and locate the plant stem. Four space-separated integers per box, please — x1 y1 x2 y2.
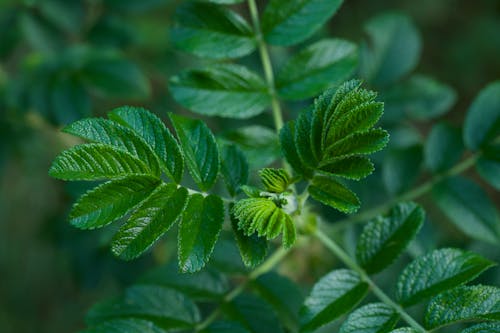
329 153 480 231
194 246 289 331
315 229 428 333
248 0 284 133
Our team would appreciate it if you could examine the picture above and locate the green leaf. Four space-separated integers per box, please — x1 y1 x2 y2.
382 145 423 195
300 269 369 332
171 2 255 59
139 263 228 299
109 106 184 183
277 39 357 100
339 303 399 333
179 194 224 273
231 207 268 268
81 318 166 333
464 81 500 150
69 176 159 230
221 144 249 197
308 175 360 213
280 121 314 178
169 114 219 191
295 108 320 168
319 155 374 180
201 0 244 4
382 75 456 122
63 117 160 176
86 285 200 329
169 64 270 119
424 122 463 173
432 177 500 244
359 13 421 87
424 285 500 329
262 0 343 46
49 144 151 180
259 168 291 193
396 248 495 306
111 183 188 260
324 128 389 158
476 157 500 190
389 329 419 333
253 272 304 331
461 322 500 333
356 202 424 274
201 321 250 333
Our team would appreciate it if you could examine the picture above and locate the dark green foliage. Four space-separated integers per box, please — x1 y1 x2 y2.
221 145 249 197
339 303 399 333
424 122 463 173
231 209 269 268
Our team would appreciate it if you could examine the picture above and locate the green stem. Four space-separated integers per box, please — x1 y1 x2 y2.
248 0 284 133
194 247 289 331
315 229 428 333
329 153 480 231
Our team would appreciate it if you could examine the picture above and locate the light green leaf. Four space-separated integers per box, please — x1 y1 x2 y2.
169 64 270 119
262 0 343 46
49 143 151 180
69 176 159 230
280 121 314 178
432 176 500 244
424 122 463 173
63 117 160 176
111 183 188 260
339 303 398 333
179 194 224 273
231 207 268 268
300 269 369 332
359 13 421 87
81 318 166 333
424 285 500 329
171 2 255 59
169 114 219 191
476 157 500 190
464 81 500 150
356 202 424 274
109 106 184 183
221 144 248 197
397 248 495 306
86 285 200 330
461 322 500 333
277 39 357 100
308 175 360 213
319 155 374 180
382 145 422 195
259 168 291 193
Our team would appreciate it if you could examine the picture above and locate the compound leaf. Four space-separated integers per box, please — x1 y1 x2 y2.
308 175 360 213
356 202 424 274
179 194 224 273
169 64 270 119
300 269 369 332
339 303 398 333
396 248 495 306
111 184 188 260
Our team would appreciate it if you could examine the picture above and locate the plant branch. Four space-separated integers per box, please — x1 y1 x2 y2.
315 229 428 333
328 152 480 232
194 246 289 331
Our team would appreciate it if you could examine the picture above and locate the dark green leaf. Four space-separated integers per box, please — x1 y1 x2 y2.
69 176 159 230
356 202 424 274
109 106 184 183
277 39 357 100
389 329 419 333
424 285 500 329
476 157 500 190
171 2 255 59
308 175 360 213
424 122 463 173
169 114 219 191
201 321 250 333
339 303 399 333
231 208 268 268
81 318 166 333
300 269 369 332
221 144 249 197
464 81 500 150
324 128 389 158
432 177 500 244
202 0 244 3
169 64 270 118
262 0 343 46
359 13 421 87
396 248 495 306
49 144 151 180
179 194 224 273
461 322 500 333
86 285 200 329
382 145 422 195
280 121 314 178
295 108 320 168
111 184 188 260
319 155 374 180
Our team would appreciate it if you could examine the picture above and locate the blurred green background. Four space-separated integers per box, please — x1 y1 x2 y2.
0 0 498 332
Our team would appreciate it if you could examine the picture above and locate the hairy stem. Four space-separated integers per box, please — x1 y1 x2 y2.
194 247 289 331
315 229 428 333
329 152 480 231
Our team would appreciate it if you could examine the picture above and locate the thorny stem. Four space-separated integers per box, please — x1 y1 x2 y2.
194 246 289 331
315 229 428 333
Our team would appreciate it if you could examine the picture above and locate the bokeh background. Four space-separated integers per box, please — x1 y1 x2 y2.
0 0 498 332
